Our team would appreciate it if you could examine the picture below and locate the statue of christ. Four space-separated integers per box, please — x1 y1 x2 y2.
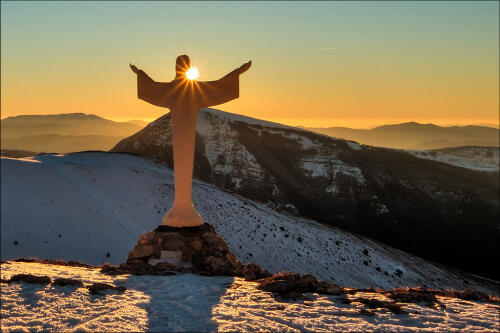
130 55 252 227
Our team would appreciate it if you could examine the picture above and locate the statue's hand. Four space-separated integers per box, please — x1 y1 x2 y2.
130 63 139 74
238 61 252 75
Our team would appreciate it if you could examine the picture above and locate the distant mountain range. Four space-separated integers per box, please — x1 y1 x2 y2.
302 122 499 150
2 112 498 153
112 108 499 280
2 134 127 154
1 113 147 153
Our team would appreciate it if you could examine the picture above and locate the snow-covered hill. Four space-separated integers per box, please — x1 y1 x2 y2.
2 261 499 332
1 152 497 294
407 146 499 172
111 108 500 280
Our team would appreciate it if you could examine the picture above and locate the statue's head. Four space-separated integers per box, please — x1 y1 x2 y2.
175 55 190 79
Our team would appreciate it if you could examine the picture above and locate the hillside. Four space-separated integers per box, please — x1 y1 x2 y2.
408 146 499 172
2 152 498 294
112 108 499 280
304 122 499 150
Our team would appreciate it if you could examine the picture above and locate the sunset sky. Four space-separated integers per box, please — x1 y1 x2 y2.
1 1 498 128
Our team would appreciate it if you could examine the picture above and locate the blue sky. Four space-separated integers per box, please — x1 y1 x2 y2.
2 1 498 127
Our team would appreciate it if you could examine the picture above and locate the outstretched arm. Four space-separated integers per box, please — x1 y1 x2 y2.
130 63 139 74
196 61 252 108
238 60 252 75
224 60 252 78
130 63 172 108
130 63 157 82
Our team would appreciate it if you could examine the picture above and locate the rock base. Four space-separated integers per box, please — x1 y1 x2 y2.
103 223 269 280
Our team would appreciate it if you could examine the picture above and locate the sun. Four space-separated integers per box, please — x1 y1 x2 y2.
185 67 199 80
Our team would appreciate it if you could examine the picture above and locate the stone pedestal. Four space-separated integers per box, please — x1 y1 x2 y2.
103 223 269 279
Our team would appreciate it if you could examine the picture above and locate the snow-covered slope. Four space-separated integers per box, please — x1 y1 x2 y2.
408 146 499 172
2 261 499 332
111 108 500 281
1 152 497 294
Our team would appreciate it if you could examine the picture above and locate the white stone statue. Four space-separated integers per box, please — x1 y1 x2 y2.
130 55 251 227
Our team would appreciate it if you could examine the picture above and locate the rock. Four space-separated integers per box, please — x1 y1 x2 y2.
444 289 493 303
127 258 145 265
257 272 319 294
359 309 376 316
153 262 178 271
190 239 203 251
9 274 51 284
353 297 407 315
88 282 126 295
201 233 227 252
202 256 231 275
243 263 271 281
100 264 121 275
256 272 342 297
127 244 160 261
119 222 267 278
138 232 155 244
317 281 343 295
53 278 84 287
159 237 185 251
13 258 95 268
385 287 438 303
383 287 499 306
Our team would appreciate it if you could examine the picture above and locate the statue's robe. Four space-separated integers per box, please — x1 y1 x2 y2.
135 69 239 109
133 68 241 227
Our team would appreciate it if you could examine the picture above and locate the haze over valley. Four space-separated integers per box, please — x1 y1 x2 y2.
2 112 498 153
303 123 500 150
1 113 148 153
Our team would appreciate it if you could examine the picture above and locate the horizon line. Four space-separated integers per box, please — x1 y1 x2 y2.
1 111 499 130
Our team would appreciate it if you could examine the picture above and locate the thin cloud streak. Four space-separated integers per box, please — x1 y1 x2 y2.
319 47 347 51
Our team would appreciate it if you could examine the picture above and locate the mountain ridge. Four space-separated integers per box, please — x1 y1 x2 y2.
303 121 499 149
1 112 145 139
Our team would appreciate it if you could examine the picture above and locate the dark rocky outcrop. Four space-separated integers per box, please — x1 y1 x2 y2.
103 223 270 280
53 278 84 287
256 272 343 296
13 258 96 268
88 282 126 295
350 297 407 315
384 287 500 305
8 274 51 284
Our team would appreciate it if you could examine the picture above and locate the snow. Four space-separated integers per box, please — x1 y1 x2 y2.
200 108 299 131
301 157 366 185
200 108 330 151
196 110 267 188
1 152 497 294
2 261 499 332
286 133 317 150
2 151 499 331
347 141 362 151
407 147 499 172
